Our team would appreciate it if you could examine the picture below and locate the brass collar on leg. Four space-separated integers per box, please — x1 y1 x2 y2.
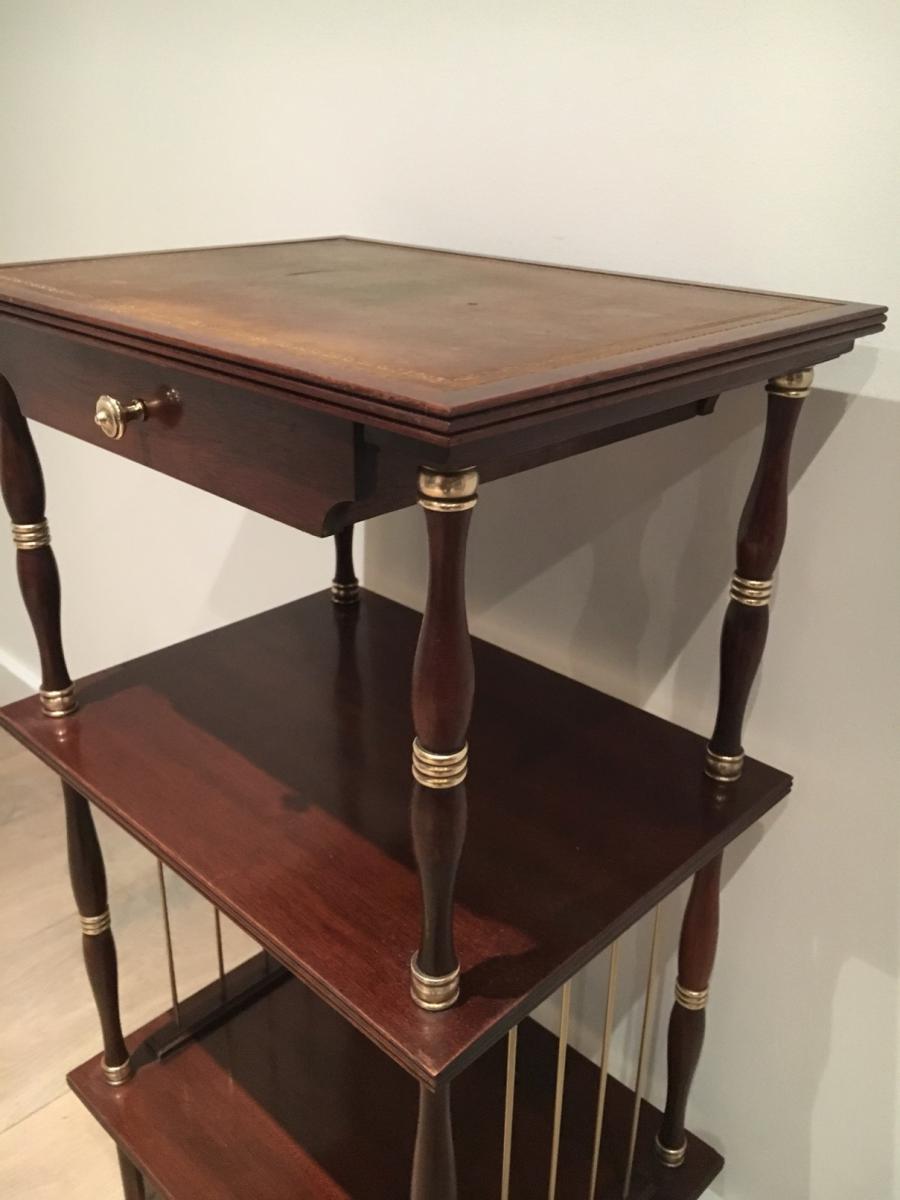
102 1057 133 1086
730 574 773 607
654 1134 688 1168
766 369 814 400
40 685 77 718
675 980 710 1011
412 739 468 789
330 581 360 605
410 955 461 1011
417 467 479 512
80 910 111 937
704 746 744 783
11 520 50 550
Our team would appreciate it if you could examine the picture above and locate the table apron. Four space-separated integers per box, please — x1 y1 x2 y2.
0 316 363 536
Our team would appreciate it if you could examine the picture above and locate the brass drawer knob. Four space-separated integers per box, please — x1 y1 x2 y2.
95 394 147 440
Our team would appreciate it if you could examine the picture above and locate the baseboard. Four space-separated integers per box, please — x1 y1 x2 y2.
0 646 38 704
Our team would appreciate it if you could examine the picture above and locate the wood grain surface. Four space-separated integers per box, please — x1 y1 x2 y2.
0 238 885 439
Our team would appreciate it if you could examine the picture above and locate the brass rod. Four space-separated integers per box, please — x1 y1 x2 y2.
588 939 621 1200
500 1025 519 1200
622 906 661 1198
548 979 572 1200
214 907 226 996
157 860 181 1026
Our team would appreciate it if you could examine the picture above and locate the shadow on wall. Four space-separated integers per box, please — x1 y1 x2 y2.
365 372 898 1199
365 381 849 717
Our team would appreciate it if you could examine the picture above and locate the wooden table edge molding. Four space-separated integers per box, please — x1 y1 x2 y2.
0 235 887 1200
0 237 886 435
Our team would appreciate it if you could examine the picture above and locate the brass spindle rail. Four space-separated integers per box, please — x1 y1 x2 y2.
495 905 670 1200
156 860 181 1026
501 1026 519 1200
547 979 572 1200
214 906 226 997
150 859 671 1199
588 939 620 1199
622 906 661 1198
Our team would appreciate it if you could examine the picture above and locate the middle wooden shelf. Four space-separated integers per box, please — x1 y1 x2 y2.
0 588 790 1085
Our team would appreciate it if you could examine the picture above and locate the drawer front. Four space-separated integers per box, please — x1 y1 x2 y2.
0 316 359 536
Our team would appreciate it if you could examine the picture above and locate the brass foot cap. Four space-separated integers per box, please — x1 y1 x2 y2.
331 581 360 605
102 1057 133 1087
410 955 460 1011
704 746 743 782
40 685 77 718
654 1134 687 1168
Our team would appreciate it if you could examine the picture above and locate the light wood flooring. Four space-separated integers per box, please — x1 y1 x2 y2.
0 723 257 1198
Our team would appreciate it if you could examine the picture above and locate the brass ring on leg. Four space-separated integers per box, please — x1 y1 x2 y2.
79 910 111 937
40 685 77 718
410 955 461 1011
330 581 360 605
411 739 468 790
11 520 51 550
417 467 479 512
704 746 743 782
675 981 709 1011
654 1134 687 1168
102 1057 133 1087
766 369 814 401
730 574 773 607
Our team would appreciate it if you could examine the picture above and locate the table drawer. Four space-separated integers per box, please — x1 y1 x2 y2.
0 315 359 536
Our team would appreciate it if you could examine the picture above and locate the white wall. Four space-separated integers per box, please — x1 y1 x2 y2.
0 0 357 688
2 3 898 1198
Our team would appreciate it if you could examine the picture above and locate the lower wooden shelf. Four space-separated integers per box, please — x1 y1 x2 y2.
3 589 790 1085
69 956 723 1200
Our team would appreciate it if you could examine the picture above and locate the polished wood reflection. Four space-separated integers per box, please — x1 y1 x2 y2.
1 589 791 1084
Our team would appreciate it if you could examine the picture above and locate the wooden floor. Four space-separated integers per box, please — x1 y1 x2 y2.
0 725 257 1199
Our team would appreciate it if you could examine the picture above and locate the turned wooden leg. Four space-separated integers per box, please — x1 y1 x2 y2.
64 782 132 1085
0 375 76 716
409 467 477 1011
704 368 812 782
116 1148 146 1200
331 524 360 605
656 856 721 1166
411 1082 457 1200
657 368 812 1166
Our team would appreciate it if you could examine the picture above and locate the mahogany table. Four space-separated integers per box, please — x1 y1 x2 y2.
0 238 886 1199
